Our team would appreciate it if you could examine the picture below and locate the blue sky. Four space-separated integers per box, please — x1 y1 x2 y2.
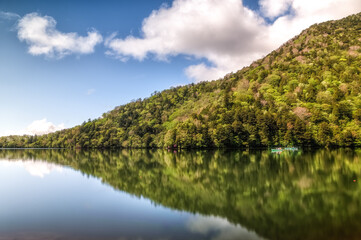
0 0 360 136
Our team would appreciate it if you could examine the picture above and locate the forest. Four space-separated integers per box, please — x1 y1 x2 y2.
1 13 361 149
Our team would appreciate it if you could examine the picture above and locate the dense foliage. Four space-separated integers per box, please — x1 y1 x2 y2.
2 149 361 240
1 13 361 148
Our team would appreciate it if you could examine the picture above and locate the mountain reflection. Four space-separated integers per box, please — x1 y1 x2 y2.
1 149 361 240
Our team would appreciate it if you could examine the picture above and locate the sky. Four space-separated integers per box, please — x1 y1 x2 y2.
1 0 361 136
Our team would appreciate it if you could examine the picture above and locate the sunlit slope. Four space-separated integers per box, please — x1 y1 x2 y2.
1 13 361 148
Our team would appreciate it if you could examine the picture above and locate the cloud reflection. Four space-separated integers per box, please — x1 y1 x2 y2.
23 161 63 178
0 160 63 178
187 215 265 240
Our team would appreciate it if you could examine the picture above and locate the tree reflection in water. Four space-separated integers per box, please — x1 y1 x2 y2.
1 148 361 240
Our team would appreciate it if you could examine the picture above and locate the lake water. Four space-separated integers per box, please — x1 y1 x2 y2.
0 149 361 240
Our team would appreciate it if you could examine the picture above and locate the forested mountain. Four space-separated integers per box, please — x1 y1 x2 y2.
2 13 361 148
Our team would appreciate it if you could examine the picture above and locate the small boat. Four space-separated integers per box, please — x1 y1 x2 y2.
271 148 283 153
284 147 298 151
271 147 298 153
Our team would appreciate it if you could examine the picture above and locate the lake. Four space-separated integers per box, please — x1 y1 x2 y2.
0 149 361 240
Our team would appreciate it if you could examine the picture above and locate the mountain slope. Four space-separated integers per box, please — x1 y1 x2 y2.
2 13 361 148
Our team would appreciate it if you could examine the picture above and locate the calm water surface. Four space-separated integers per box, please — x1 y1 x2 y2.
0 149 361 240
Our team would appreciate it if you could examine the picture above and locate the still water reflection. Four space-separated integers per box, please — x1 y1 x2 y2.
0 149 361 240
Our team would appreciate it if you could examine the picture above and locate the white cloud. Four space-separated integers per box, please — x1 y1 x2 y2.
259 0 293 19
17 13 103 58
105 0 269 82
0 119 65 137
24 118 65 135
184 63 226 82
0 11 20 20
105 0 361 82
187 215 264 240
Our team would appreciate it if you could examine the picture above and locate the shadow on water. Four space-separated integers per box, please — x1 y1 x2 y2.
1 148 361 240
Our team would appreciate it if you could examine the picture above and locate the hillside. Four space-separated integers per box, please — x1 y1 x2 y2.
1 13 361 148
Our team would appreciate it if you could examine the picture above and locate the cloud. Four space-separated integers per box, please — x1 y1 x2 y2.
24 118 65 135
105 0 269 82
264 0 361 51
105 0 361 82
0 11 20 20
259 0 293 19
0 118 65 137
187 215 264 240
17 13 103 58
